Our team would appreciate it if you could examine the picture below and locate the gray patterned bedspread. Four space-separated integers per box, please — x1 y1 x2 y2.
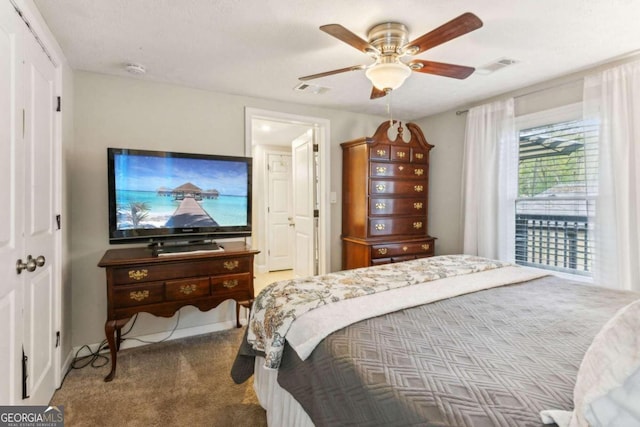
275 276 638 427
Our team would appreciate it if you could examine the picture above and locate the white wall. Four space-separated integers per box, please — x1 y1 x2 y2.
71 71 386 347
414 112 467 255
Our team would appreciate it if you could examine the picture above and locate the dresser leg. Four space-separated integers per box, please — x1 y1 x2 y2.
236 299 254 328
104 318 130 382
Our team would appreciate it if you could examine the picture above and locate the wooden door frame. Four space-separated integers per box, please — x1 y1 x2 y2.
245 108 330 275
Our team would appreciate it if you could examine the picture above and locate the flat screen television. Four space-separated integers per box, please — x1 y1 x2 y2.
107 148 252 249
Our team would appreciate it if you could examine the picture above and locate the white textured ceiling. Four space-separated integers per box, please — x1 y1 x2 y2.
34 0 640 120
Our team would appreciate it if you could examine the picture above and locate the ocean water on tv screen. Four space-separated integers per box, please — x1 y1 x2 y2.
115 190 248 230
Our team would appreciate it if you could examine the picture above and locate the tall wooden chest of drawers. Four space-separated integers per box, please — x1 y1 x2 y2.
341 121 436 269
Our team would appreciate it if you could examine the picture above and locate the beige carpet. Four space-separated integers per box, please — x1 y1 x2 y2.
51 327 266 427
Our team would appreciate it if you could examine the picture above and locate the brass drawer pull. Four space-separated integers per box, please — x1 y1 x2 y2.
223 260 239 271
376 166 387 174
414 168 424 176
415 153 424 160
377 248 388 255
397 151 406 158
376 184 386 192
376 149 387 156
375 202 386 210
128 269 148 281
414 202 423 209
414 185 423 192
130 290 149 301
374 223 385 231
413 221 423 229
223 279 239 289
422 243 430 251
180 284 198 295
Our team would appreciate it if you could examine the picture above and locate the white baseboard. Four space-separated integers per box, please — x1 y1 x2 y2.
71 319 246 356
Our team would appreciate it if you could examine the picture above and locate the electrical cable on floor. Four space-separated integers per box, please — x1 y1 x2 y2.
58 311 180 387
122 311 181 345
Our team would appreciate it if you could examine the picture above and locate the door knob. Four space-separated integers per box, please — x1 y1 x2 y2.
15 255 45 274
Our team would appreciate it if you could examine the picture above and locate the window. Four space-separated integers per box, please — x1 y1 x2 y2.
514 104 599 276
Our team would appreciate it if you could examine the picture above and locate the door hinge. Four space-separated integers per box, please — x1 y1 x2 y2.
55 331 60 348
56 96 61 112
22 347 29 399
55 214 61 230
314 209 319 218
22 109 25 138
313 144 319 152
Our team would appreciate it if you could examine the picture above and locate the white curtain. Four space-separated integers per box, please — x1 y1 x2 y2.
584 61 640 292
461 98 517 260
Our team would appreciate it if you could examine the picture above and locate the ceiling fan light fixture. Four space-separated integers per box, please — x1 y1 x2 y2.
365 62 411 91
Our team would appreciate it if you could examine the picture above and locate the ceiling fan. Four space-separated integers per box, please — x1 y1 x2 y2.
299 12 483 99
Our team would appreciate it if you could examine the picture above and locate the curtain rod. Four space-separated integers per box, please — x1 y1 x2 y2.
455 78 582 116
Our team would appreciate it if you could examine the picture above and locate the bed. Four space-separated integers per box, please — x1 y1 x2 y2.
231 255 640 427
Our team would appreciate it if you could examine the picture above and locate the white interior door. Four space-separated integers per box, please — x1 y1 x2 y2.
0 4 25 405
292 136 316 277
267 153 294 271
21 19 58 405
0 2 58 405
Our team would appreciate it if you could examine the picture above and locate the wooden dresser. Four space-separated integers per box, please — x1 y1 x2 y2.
98 241 258 381
341 121 436 269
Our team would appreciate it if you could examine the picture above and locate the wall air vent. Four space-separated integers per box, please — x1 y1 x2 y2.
475 57 519 75
294 82 329 94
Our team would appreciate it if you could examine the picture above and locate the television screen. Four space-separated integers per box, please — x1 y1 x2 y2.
107 148 252 245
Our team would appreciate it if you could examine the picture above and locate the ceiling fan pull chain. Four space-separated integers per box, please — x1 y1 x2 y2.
387 89 393 126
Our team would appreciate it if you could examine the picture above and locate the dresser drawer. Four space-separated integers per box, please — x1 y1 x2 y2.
390 146 410 161
211 273 252 295
111 256 251 285
369 198 426 216
370 179 427 196
165 277 210 300
371 240 434 259
411 149 429 164
368 218 427 237
370 162 426 179
113 282 165 307
369 145 390 160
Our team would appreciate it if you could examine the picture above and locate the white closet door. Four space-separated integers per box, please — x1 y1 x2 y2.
0 1 58 405
22 17 58 405
0 1 25 405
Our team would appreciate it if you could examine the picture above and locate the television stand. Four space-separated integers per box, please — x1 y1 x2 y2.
98 242 259 382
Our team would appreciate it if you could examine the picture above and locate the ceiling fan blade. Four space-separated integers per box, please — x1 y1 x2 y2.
409 60 475 79
403 12 483 55
320 24 376 53
370 86 387 99
299 65 366 81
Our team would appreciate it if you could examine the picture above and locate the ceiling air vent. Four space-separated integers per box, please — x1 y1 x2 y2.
294 82 329 94
475 58 519 75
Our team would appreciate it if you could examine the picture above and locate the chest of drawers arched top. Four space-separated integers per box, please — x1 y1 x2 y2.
341 121 436 269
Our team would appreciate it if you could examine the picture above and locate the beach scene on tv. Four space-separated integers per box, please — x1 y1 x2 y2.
114 153 249 230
